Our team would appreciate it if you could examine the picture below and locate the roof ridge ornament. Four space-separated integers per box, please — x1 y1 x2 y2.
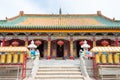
59 8 62 26
97 11 102 16
19 11 24 16
5 17 8 20
59 8 62 15
113 17 115 21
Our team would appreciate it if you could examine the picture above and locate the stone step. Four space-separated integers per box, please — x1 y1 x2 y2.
29 60 84 80
36 71 82 75
39 67 80 68
0 76 18 80
38 60 80 66
34 79 84 80
0 76 17 78
38 69 80 72
0 78 17 80
39 65 80 67
38 67 80 71
35 75 83 79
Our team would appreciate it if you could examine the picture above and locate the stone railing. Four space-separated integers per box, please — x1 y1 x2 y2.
80 56 92 80
26 55 39 80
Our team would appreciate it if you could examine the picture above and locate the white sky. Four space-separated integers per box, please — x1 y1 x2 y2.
0 0 120 20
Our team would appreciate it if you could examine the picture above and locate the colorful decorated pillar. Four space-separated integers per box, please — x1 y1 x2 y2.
43 41 47 58
70 37 74 60
92 33 96 47
25 37 28 59
25 33 29 47
47 37 51 60
25 37 28 47
93 37 96 47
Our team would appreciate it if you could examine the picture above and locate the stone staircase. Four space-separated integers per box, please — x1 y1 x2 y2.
0 76 17 80
32 60 84 80
0 66 22 80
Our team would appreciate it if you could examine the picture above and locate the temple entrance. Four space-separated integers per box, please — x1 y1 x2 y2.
57 45 64 57
51 39 69 59
37 41 44 57
75 39 93 58
96 39 115 46
6 39 25 46
76 40 83 57
34 40 44 58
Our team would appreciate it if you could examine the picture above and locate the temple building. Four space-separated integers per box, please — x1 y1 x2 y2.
0 11 120 59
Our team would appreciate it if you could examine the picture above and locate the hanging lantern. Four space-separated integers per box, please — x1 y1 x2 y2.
101 40 109 46
35 40 42 46
12 41 19 46
57 40 64 47
79 41 84 46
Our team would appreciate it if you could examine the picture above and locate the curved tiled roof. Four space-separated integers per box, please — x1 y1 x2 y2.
0 13 120 30
17 16 104 26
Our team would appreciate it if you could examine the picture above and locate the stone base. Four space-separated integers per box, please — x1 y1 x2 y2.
47 56 51 60
69 56 74 60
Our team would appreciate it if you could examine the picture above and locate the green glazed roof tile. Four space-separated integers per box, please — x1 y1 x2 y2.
0 14 120 30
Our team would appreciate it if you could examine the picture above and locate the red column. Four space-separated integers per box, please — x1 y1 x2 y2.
25 37 28 47
115 37 119 46
2 37 5 46
47 37 51 60
22 54 26 79
93 37 96 47
70 37 74 60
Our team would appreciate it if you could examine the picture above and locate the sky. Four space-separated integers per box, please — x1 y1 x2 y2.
0 0 120 20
